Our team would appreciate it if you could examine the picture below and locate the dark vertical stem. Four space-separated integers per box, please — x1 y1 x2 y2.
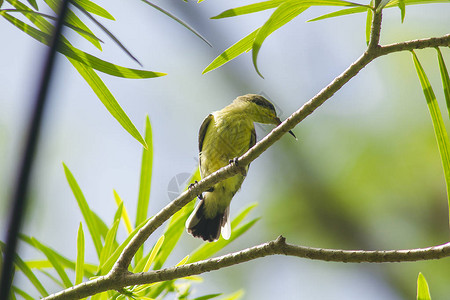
0 0 71 297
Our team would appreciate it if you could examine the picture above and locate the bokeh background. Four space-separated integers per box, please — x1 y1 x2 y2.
1 0 450 298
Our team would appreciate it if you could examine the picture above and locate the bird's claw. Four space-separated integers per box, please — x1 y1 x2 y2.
229 157 247 176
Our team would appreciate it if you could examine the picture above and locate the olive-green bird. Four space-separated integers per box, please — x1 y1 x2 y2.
185 94 296 242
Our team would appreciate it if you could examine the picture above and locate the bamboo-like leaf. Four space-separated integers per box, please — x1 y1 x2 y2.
252 1 309 77
143 235 165 272
44 0 101 49
220 290 244 300
26 0 37 9
136 116 154 228
140 0 211 47
192 294 222 300
412 51 450 225
76 0 115 20
98 219 120 269
398 0 405 22
1 12 165 79
202 28 259 74
153 169 201 269
365 0 373 45
13 286 35 300
63 163 103 258
114 190 133 234
135 115 154 263
98 218 150 274
0 242 49 297
0 9 104 42
175 255 190 267
71 0 142 66
417 273 431 300
436 48 450 118
31 237 73 288
69 59 148 147
211 0 287 19
75 223 85 285
376 0 391 11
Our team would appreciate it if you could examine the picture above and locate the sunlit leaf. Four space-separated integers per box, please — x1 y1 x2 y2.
114 191 133 234
252 1 308 77
76 0 115 20
1 12 165 79
398 0 405 22
365 0 373 45
417 272 431 300
98 219 120 269
26 0 37 9
143 235 165 272
202 29 259 74
98 218 150 274
63 163 103 258
212 0 286 19
75 223 85 285
436 48 450 118
44 0 102 50
69 60 149 147
175 255 189 267
31 237 73 288
220 290 244 300
192 293 222 300
412 51 450 225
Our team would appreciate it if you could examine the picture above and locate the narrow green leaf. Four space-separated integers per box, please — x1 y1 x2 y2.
252 1 308 77
153 169 201 269
436 48 450 118
141 0 211 47
98 218 150 274
412 51 450 225
76 0 115 20
98 219 120 269
212 0 287 19
44 0 101 49
417 273 431 300
365 1 373 45
63 163 103 258
1 12 165 79
387 0 450 7
1 9 104 42
376 0 391 11
26 0 37 9
114 191 133 234
143 235 165 272
202 29 259 74
398 0 405 22
307 6 366 21
69 59 148 147
72 0 142 66
75 223 85 285
31 237 73 288
91 211 110 241
221 290 244 300
193 293 223 300
136 116 154 228
13 286 35 300
0 242 49 297
135 115 154 263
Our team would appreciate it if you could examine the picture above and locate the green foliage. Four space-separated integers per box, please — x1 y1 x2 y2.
417 273 431 300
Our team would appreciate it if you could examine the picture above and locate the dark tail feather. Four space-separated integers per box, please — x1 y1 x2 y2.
186 200 225 242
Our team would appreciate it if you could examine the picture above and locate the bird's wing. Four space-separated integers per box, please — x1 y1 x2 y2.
198 114 213 152
249 126 256 149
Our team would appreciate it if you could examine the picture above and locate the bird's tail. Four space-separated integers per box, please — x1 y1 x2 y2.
185 199 230 242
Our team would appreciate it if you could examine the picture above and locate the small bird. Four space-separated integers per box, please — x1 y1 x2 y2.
185 94 296 242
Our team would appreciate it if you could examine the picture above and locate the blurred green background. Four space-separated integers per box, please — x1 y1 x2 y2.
1 0 450 299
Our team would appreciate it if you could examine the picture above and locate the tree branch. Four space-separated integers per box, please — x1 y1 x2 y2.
43 8 450 299
42 236 450 300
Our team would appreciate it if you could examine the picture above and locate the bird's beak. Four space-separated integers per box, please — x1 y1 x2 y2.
275 117 297 139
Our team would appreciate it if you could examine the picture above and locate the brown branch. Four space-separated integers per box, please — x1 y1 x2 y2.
42 236 450 300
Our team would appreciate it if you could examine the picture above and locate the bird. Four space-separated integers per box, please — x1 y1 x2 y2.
185 94 296 242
